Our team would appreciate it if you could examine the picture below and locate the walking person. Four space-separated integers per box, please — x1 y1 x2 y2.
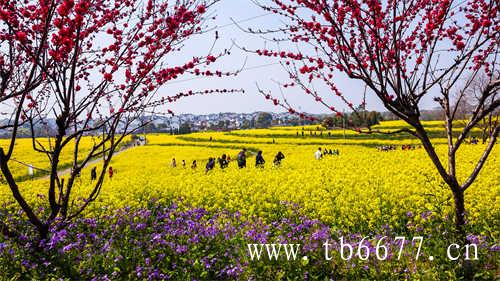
273 151 285 166
28 164 34 178
75 168 82 183
191 160 197 169
171 158 177 168
237 148 247 168
90 167 97 181
315 147 323 160
255 151 265 168
108 166 114 180
205 157 215 174
182 160 186 168
219 154 228 169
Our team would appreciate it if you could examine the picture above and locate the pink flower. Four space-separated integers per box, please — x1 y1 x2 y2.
299 65 309 74
104 73 113 81
16 31 27 43
57 0 74 17
197 5 206 14
481 19 491 27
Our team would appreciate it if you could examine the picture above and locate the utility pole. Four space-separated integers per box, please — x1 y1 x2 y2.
343 109 346 144
143 113 147 145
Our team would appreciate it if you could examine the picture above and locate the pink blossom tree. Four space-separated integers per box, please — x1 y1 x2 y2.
248 0 499 235
0 0 241 246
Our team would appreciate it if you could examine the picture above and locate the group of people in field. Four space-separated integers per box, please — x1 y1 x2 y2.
87 166 114 181
314 147 340 160
296 130 333 137
376 136 481 153
376 145 397 151
401 144 421 150
170 148 286 174
376 144 422 151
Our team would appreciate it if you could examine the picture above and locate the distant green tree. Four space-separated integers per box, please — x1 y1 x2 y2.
349 108 383 129
322 117 335 129
241 119 251 129
367 111 383 127
256 112 273 128
322 116 344 128
178 122 192 134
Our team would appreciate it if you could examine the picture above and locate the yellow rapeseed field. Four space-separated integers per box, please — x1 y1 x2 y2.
0 121 497 237
0 136 129 180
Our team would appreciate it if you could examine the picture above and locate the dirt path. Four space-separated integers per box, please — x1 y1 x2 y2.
39 146 134 181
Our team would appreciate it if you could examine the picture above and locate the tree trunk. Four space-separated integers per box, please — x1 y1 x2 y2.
452 189 466 238
452 189 474 279
34 224 49 252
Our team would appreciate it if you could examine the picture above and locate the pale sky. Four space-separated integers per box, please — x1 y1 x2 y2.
158 0 439 115
0 0 444 117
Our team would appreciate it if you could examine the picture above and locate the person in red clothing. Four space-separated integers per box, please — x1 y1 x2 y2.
108 166 114 179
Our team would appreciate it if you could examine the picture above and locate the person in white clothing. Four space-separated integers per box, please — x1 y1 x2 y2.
314 147 323 160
